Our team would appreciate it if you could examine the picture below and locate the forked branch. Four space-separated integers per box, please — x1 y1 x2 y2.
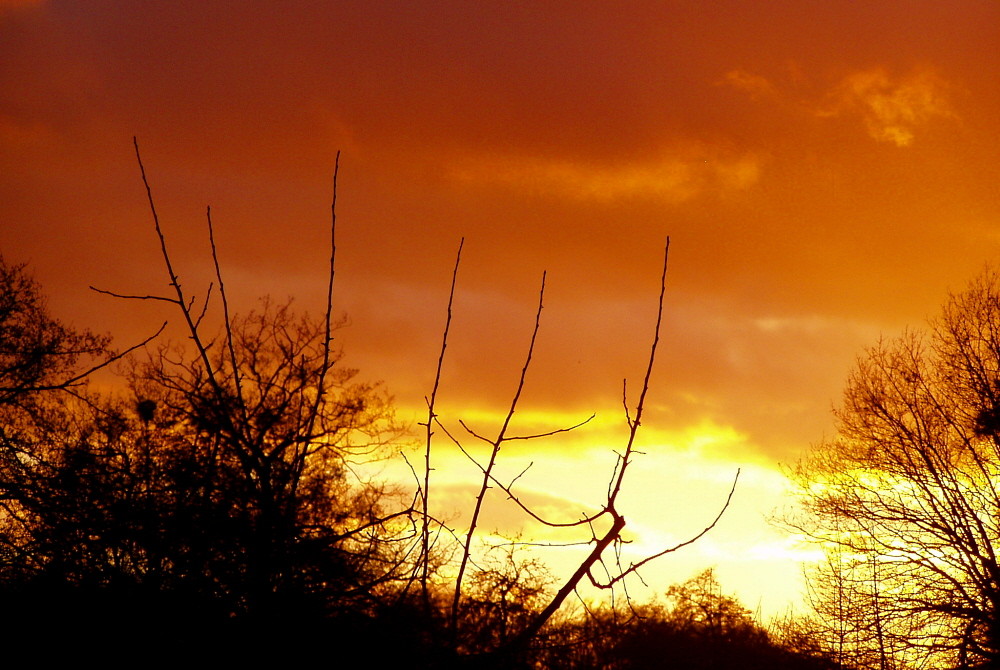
506 237 737 653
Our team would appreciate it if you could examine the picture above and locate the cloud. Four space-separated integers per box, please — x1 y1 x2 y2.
825 67 955 147
720 69 778 100
724 65 956 148
449 149 761 203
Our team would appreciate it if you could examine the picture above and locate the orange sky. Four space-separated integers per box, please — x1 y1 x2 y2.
2 1 999 616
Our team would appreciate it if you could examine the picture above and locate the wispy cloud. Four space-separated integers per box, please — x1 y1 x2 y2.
723 65 956 147
824 67 955 147
450 149 761 203
721 69 778 100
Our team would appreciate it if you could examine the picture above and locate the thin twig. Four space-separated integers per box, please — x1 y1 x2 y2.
421 239 463 610
1 322 167 393
592 468 741 588
191 282 215 331
298 152 342 467
608 237 670 506
207 205 246 421
451 271 547 634
437 416 606 529
461 413 596 443
88 286 177 304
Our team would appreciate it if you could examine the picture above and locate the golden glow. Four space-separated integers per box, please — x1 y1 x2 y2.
2 0 998 621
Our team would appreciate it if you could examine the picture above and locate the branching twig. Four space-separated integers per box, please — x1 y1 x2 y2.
1 321 168 394
510 513 627 649
437 417 605 529
132 138 235 424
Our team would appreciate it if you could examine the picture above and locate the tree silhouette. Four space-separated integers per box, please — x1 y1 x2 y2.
799 541 915 670
535 569 845 669
791 267 1000 668
410 237 740 663
0 146 409 645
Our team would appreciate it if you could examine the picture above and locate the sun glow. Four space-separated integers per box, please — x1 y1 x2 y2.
374 401 810 617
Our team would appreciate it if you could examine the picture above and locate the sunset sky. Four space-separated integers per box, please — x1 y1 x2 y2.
2 1 999 616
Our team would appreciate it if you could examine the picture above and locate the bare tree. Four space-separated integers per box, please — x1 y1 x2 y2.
412 237 740 661
68 140 407 621
790 267 1000 669
800 537 916 670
